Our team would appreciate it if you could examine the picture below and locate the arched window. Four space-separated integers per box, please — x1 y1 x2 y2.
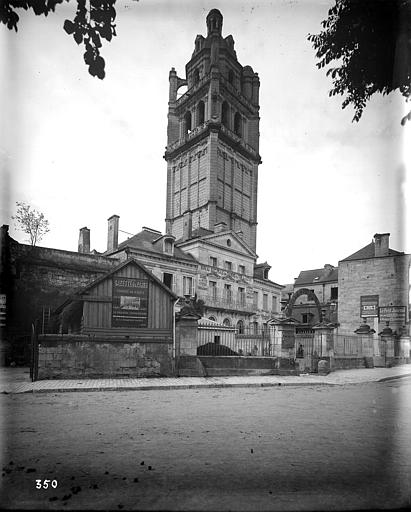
221 102 229 128
234 112 242 136
236 320 244 334
208 316 216 322
223 318 231 327
252 321 259 334
184 111 192 134
197 101 205 126
193 69 200 84
228 69 234 85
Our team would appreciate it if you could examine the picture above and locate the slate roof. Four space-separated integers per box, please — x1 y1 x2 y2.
114 230 196 263
294 267 338 286
341 241 404 261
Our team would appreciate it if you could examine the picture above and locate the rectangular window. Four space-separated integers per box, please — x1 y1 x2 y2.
238 265 245 275
224 284 232 302
224 261 232 271
163 273 173 290
210 256 217 267
238 287 245 305
209 280 217 300
272 295 277 313
263 293 268 310
183 276 193 296
331 287 338 300
253 291 259 308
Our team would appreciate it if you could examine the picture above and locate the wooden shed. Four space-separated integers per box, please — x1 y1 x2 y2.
54 258 177 338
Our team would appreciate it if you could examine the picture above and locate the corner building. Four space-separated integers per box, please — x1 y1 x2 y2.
165 9 261 252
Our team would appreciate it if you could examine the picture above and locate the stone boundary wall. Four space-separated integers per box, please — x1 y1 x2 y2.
37 335 173 379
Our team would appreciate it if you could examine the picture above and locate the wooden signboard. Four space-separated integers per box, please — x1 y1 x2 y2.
112 277 149 328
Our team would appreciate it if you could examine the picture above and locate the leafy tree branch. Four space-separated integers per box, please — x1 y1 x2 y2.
12 202 50 246
0 0 117 79
308 0 411 124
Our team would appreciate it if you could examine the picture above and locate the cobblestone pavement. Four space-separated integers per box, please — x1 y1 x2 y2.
1 365 411 394
1 378 411 510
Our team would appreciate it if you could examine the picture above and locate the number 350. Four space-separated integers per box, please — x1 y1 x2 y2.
35 479 58 489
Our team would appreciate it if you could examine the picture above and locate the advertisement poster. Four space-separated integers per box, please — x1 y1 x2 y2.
379 306 406 325
360 295 379 318
112 277 149 328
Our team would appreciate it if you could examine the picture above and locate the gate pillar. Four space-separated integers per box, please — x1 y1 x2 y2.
269 318 298 369
312 323 335 372
378 324 395 367
354 323 375 367
175 312 201 358
398 332 410 361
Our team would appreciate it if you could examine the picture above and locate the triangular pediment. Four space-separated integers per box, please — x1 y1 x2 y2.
177 230 256 258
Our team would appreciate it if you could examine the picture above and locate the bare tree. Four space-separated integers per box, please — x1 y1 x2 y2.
12 201 50 246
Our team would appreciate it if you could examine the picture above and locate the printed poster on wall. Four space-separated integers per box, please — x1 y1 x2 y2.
112 277 149 328
360 295 379 318
379 306 406 325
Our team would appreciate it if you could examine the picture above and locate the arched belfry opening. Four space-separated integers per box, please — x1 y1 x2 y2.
184 111 192 134
197 101 205 126
234 112 242 136
221 101 229 128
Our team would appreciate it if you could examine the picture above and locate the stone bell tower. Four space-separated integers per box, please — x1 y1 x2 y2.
164 9 261 252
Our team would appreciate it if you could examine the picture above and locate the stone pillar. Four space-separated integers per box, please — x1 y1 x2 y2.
378 324 395 367
398 334 410 361
175 312 200 358
354 323 376 368
270 319 296 369
313 323 335 373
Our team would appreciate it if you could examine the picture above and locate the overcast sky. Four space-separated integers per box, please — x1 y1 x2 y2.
0 0 409 284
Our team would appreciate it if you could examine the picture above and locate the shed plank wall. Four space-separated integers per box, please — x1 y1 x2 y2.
81 263 174 334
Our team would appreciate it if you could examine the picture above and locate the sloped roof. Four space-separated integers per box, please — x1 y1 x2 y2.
295 267 338 286
341 241 404 261
55 258 178 313
113 229 196 262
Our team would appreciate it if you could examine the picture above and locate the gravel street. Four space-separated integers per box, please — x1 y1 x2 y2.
1 380 411 510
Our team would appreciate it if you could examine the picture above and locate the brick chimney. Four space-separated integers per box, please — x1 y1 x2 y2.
78 227 90 253
107 215 119 252
374 233 390 257
182 211 192 241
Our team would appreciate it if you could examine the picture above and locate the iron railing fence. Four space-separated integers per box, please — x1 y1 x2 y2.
334 334 374 357
197 326 282 357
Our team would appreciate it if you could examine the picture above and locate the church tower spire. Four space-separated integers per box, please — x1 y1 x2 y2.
164 10 261 252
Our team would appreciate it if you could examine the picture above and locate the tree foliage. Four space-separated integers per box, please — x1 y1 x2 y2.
12 202 50 246
308 0 411 123
0 0 117 79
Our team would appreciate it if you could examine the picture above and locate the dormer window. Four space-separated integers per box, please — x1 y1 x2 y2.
163 236 175 256
263 268 269 279
193 69 200 84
